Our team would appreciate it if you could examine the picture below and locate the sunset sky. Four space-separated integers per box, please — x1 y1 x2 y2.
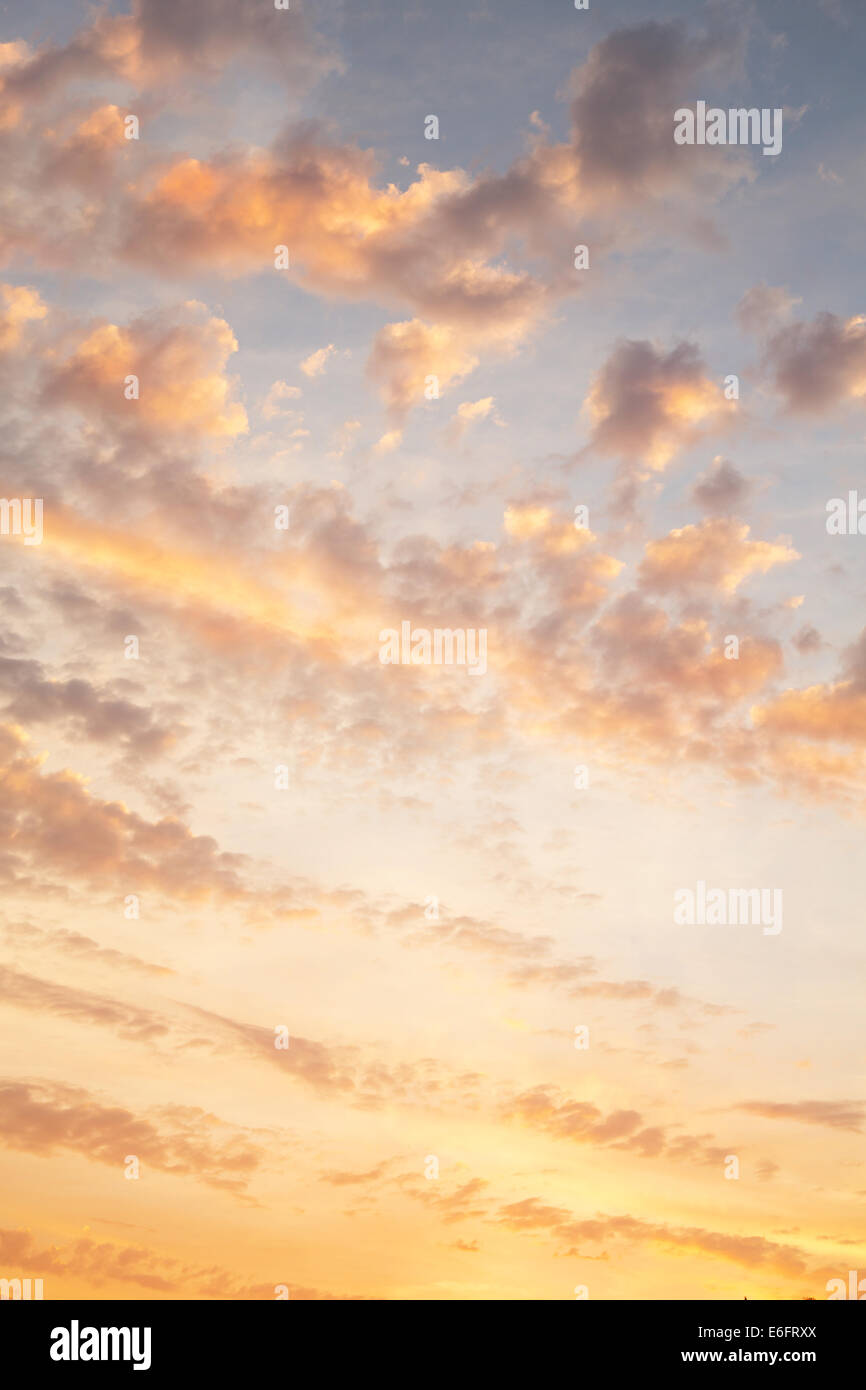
0 0 864 1300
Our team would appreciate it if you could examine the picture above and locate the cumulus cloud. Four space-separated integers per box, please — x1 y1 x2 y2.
40 104 130 190
300 344 336 378
0 0 338 102
583 338 732 471
0 17 767 421
751 627 866 752
639 519 799 594
261 379 301 419
366 319 479 422
327 418 360 458
0 283 46 350
691 457 754 515
736 283 801 336
46 20 750 419
42 302 248 437
568 18 748 203
122 134 547 340
501 501 623 634
760 310 866 413
792 625 823 655
372 428 402 454
752 682 866 745
590 591 784 710
447 396 499 441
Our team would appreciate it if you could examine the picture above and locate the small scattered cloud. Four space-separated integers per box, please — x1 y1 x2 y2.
300 344 336 378
262 380 302 419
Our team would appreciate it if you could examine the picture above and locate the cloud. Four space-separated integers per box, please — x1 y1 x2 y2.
366 319 479 422
300 344 336 378
122 133 547 347
328 418 360 459
185 1005 361 1098
373 428 402 454
42 302 248 437
413 1177 489 1224
503 501 568 543
322 1162 392 1186
0 0 339 101
691 457 754 515
503 1085 728 1166
0 1226 177 1294
0 919 172 978
262 380 301 419
447 396 498 441
760 311 866 413
8 431 847 814
1 280 860 823
0 1078 268 1192
0 723 251 902
639 519 799 594
751 628 866 751
0 17 766 420
736 1100 864 1133
453 396 495 425
751 684 866 745
1 956 490 1120
0 963 170 1040
591 592 783 703
0 1226 364 1298
38 505 325 647
568 19 748 203
0 283 46 350
0 3 860 1308
0 654 177 755
792 625 823 655
736 283 801 336
494 1200 811 1276
583 338 731 471
500 501 623 636
4 13 753 289
40 104 130 190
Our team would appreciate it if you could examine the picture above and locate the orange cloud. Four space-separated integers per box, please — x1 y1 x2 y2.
639 519 799 594
0 1078 267 1193
0 723 250 902
300 344 336 378
736 1099 863 1132
366 318 479 421
0 282 46 350
752 683 866 743
43 303 248 436
41 104 130 189
0 0 338 101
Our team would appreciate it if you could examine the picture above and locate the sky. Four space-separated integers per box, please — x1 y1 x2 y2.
0 0 864 1301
